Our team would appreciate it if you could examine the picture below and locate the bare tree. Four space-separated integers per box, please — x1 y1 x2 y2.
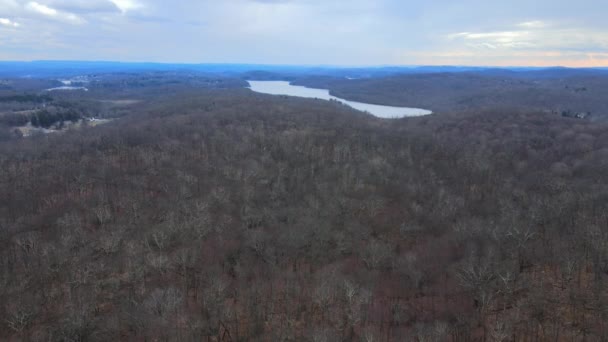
341 280 371 339
489 320 512 342
4 307 35 334
413 321 449 342
456 255 498 320
310 328 334 342
362 239 392 270
360 326 381 342
395 252 425 291
96 231 122 255
92 205 113 226
145 287 183 318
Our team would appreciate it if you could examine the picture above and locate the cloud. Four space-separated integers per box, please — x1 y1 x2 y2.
26 1 59 16
518 20 546 28
26 1 86 24
450 31 529 42
1 0 608 67
448 30 534 50
447 19 608 54
46 0 122 13
427 15 608 66
0 18 20 27
109 0 143 13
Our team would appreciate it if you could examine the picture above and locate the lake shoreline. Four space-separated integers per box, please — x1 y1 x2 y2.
247 80 432 119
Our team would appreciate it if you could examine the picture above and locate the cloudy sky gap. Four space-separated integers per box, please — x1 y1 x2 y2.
0 0 606 66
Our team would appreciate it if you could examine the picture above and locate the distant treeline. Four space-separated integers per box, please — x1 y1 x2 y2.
0 109 82 128
30 109 81 128
0 94 53 103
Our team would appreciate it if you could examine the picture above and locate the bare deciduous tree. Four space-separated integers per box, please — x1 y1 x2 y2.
4 307 34 333
362 239 392 270
145 287 183 318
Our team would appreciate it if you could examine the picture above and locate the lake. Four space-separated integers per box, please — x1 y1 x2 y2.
247 81 432 118
46 86 89 92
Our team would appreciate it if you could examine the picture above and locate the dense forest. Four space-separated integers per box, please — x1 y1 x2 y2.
1 82 608 341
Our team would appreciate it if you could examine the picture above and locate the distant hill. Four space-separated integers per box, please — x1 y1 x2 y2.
2 60 608 80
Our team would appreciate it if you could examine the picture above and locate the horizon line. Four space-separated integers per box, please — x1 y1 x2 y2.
0 60 607 70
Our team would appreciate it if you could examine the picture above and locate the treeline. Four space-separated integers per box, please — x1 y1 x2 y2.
0 94 52 103
0 113 30 127
0 109 82 128
0 90 607 341
30 109 81 128
90 72 248 90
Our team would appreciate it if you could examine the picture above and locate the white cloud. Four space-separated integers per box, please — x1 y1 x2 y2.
518 20 546 28
435 17 608 66
109 0 142 13
27 2 58 16
450 31 529 42
448 21 608 54
26 1 85 24
0 18 20 27
47 0 122 13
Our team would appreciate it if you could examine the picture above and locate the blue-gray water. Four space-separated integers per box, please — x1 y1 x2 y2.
248 81 432 119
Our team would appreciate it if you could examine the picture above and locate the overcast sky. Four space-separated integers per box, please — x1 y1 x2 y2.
1 0 607 66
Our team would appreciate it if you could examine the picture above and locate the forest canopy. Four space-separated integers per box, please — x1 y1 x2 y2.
1 86 607 340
